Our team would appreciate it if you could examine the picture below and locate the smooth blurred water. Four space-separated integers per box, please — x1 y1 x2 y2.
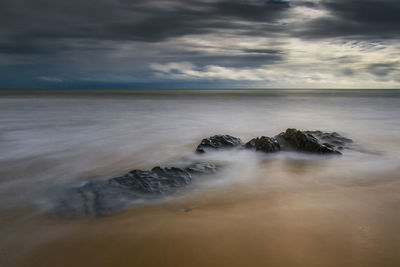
1 90 400 206
1 90 400 267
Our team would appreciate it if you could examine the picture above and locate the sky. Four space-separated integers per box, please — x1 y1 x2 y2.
1 0 400 89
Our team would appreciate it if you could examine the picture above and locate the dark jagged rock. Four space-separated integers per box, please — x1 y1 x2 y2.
196 135 244 153
196 130 351 155
245 136 281 153
112 167 192 194
304 130 352 151
275 128 343 154
54 162 217 217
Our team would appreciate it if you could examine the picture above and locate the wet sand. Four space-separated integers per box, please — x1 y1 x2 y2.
5 167 399 267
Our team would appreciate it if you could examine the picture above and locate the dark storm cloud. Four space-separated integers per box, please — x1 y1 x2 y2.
1 0 400 88
298 0 400 40
4 0 399 58
0 0 291 55
213 0 289 21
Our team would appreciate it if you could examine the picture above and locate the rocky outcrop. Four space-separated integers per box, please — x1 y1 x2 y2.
55 162 218 217
245 136 281 153
304 130 352 151
275 128 344 154
197 129 351 155
196 135 244 153
53 129 353 218
111 167 192 194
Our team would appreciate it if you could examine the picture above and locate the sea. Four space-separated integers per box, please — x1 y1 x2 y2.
1 89 400 267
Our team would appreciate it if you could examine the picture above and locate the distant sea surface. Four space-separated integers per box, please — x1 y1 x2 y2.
1 89 400 267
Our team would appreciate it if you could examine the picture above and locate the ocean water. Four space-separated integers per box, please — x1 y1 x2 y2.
1 90 400 267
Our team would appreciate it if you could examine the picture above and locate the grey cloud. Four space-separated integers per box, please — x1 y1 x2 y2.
187 54 284 67
213 0 290 21
1 0 400 88
297 0 400 40
332 55 362 64
0 0 292 55
366 62 399 77
3 0 400 56
242 49 283 55
341 68 355 77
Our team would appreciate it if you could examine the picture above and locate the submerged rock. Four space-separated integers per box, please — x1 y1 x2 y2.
245 136 281 153
56 179 136 217
111 167 192 194
196 135 244 153
275 128 343 154
185 162 218 175
55 162 217 217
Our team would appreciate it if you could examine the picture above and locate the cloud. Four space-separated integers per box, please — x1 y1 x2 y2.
38 76 63 82
341 68 355 77
150 62 272 81
366 62 399 77
0 0 291 55
1 0 400 88
297 0 400 40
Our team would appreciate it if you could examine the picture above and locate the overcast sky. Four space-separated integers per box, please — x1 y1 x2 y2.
1 0 400 88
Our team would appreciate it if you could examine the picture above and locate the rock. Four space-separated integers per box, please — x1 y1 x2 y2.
55 179 136 217
54 162 217 217
185 162 218 175
196 135 244 153
245 136 280 153
275 128 341 154
53 129 353 218
244 129 350 155
112 166 192 194
304 130 352 150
